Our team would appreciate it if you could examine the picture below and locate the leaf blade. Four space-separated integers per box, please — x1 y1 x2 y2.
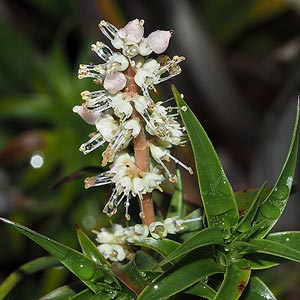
0 217 119 294
137 254 222 300
254 101 299 237
242 277 277 300
172 85 239 233
160 227 224 265
214 259 251 300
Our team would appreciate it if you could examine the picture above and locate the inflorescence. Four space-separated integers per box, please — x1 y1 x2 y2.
74 19 192 220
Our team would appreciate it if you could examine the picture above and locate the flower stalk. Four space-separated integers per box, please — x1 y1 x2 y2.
125 65 155 224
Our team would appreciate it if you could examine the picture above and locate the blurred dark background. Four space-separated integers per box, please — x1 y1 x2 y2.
0 0 299 299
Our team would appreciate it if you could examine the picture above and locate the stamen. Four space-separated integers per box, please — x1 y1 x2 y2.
124 195 131 221
82 91 112 113
167 153 193 174
78 64 105 83
91 41 114 61
98 20 118 42
84 172 112 188
79 132 106 154
182 217 203 223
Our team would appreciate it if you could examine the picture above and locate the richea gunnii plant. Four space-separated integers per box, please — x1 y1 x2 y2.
1 19 300 300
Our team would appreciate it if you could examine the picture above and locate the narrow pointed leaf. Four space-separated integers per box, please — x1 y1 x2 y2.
76 226 110 266
185 281 216 299
111 260 147 295
39 283 82 300
160 227 224 266
235 187 271 215
248 238 300 262
235 182 267 233
214 259 251 300
242 277 277 300
246 253 282 270
0 256 59 300
137 254 222 300
0 218 119 294
69 289 95 300
254 101 299 238
266 231 300 251
134 238 180 257
172 85 239 232
167 169 186 219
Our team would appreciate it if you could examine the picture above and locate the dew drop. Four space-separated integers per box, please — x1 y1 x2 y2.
181 106 188 112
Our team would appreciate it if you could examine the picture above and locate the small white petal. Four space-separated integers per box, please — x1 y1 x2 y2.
96 231 116 244
111 35 124 49
103 72 126 94
134 68 151 87
139 38 153 56
109 53 129 72
95 114 119 142
124 119 141 137
132 177 145 197
149 221 167 239
134 224 149 237
147 30 172 54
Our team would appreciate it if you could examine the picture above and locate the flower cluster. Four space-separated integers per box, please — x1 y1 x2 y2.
75 19 192 219
95 217 184 261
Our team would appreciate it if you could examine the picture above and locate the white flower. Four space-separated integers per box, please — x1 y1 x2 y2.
164 217 184 234
125 224 149 243
147 30 172 54
102 119 141 166
149 221 167 239
95 224 124 244
97 244 127 262
110 93 133 120
150 143 192 181
103 72 127 94
138 38 153 56
95 114 119 142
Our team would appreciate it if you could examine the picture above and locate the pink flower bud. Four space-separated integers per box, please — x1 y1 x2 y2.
103 72 126 94
147 30 172 54
118 19 144 44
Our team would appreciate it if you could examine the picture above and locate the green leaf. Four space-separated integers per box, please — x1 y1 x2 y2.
137 254 222 300
111 260 147 295
266 231 300 250
235 187 271 215
0 218 119 295
235 182 267 234
172 85 239 234
38 282 82 300
76 226 110 267
167 169 186 219
254 101 299 238
0 256 59 300
134 238 180 257
69 289 95 300
245 253 282 270
242 276 277 300
185 281 216 299
214 259 251 300
248 238 300 262
159 227 224 266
